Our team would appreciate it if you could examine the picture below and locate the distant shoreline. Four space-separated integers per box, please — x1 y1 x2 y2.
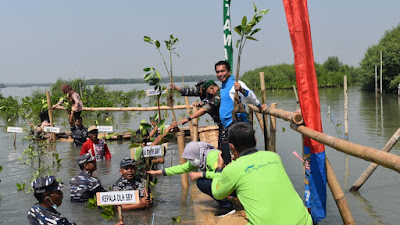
1 75 215 88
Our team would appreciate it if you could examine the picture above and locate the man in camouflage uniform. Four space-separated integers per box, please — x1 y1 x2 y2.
111 158 152 210
69 153 105 202
70 117 88 147
28 175 76 225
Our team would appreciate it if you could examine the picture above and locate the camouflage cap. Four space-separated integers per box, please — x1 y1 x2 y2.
120 158 137 168
77 153 95 166
31 175 64 194
202 80 216 89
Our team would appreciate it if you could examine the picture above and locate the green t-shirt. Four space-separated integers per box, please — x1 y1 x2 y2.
212 150 312 225
164 150 220 179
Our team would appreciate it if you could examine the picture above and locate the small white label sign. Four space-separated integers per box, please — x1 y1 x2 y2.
146 89 161 96
43 127 60 133
97 126 113 132
96 190 139 206
7 127 23 133
143 145 164 158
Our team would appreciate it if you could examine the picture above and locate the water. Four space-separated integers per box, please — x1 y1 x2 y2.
0 84 399 224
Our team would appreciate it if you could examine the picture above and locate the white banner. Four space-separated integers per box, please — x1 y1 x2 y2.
7 127 23 133
43 127 60 133
96 190 139 206
97 126 113 132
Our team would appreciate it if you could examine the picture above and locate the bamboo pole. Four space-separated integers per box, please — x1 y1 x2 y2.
344 75 348 140
54 105 192 112
247 104 303 124
326 157 355 224
254 112 264 131
270 103 277 152
13 133 16 147
350 127 400 192
375 64 378 98
177 131 189 189
182 74 194 138
249 108 254 129
259 72 269 150
380 51 383 95
293 85 299 104
290 123 400 173
192 106 199 142
117 205 123 223
46 91 56 142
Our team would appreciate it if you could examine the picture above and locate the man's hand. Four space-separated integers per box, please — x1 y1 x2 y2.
147 170 162 176
234 82 242 92
138 197 151 208
259 104 267 113
217 152 225 168
189 172 203 181
151 158 164 164
178 118 189 125
169 83 181 91
192 102 204 107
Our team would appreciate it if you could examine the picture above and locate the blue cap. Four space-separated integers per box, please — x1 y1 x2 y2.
31 175 63 193
77 153 95 166
120 158 137 168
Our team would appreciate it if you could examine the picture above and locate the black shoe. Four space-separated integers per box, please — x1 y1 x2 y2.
214 208 236 217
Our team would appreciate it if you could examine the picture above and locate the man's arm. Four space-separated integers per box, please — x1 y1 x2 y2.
211 153 236 200
178 108 207 125
234 81 262 110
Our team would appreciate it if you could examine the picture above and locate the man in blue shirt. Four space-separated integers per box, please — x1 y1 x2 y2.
215 61 266 163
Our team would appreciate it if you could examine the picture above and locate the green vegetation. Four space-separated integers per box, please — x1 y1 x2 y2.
241 56 361 90
359 24 400 93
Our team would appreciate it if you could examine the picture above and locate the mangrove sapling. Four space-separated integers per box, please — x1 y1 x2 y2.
143 35 179 121
144 67 164 123
86 196 115 220
232 2 269 121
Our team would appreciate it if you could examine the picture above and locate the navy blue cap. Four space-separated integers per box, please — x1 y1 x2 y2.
31 175 63 193
120 158 137 168
77 153 95 165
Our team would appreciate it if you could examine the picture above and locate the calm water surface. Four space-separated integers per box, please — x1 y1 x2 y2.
0 84 399 224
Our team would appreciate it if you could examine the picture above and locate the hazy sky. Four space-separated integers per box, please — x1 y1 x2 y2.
1 1 399 84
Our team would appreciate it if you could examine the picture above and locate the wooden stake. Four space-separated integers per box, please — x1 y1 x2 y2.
249 108 254 129
293 85 299 104
13 133 16 147
326 157 355 224
254 112 264 131
380 51 383 95
46 91 56 142
350 127 400 192
259 72 269 150
117 205 123 223
344 75 348 140
270 103 277 152
181 74 193 136
192 106 199 142
177 131 189 189
375 64 378 98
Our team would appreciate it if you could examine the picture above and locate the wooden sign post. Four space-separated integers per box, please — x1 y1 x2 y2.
7 126 23 146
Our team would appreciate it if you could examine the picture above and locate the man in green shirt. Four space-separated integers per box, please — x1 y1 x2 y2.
212 122 312 225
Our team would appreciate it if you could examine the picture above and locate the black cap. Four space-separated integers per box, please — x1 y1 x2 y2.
120 158 137 168
77 153 95 166
31 175 63 194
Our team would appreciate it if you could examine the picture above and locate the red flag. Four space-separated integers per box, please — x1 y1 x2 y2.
283 0 326 222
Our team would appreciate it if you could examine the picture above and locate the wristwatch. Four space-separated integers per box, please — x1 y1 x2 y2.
187 116 192 121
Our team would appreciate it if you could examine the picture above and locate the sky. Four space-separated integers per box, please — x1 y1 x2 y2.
0 0 399 84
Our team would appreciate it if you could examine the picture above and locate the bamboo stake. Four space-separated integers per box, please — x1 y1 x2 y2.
344 75 348 140
380 51 383 95
117 205 123 223
177 131 189 189
249 108 254 129
181 74 194 138
13 133 16 147
247 104 303 124
326 157 355 224
293 85 299 104
46 91 56 142
350 127 400 192
254 112 264 131
192 106 199 142
259 72 269 150
270 103 277 152
54 105 192 112
375 64 378 98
